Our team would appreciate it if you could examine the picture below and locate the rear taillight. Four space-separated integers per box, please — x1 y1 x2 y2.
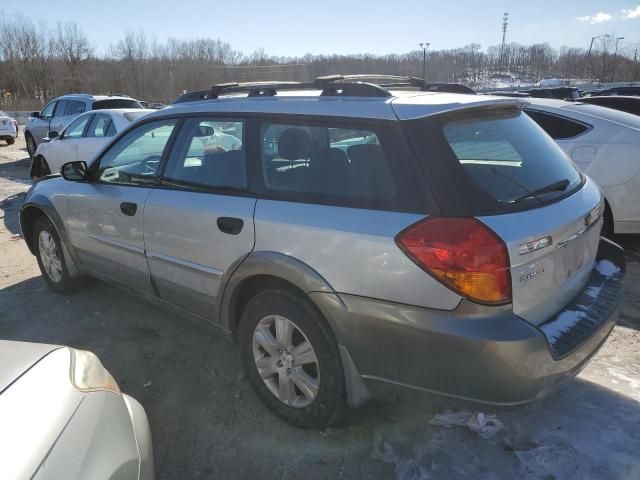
395 217 512 305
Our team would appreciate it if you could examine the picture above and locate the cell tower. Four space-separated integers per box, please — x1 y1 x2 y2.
501 12 509 67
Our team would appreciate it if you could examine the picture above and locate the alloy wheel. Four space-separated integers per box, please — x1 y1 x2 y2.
38 230 63 283
252 315 320 407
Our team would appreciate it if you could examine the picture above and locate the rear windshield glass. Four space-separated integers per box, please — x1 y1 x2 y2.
93 99 142 110
405 108 583 214
442 110 581 204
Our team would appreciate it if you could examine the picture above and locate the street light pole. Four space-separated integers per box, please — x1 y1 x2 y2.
419 42 430 80
611 36 624 82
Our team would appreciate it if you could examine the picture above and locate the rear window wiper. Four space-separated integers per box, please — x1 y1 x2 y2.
513 179 570 203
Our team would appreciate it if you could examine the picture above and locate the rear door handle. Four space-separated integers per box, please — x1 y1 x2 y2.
217 217 244 235
120 202 137 216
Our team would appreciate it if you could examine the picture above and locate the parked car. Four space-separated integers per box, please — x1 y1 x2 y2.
588 85 640 97
24 94 144 158
0 110 18 145
525 98 640 235
0 340 153 479
30 109 154 178
19 76 625 428
520 87 580 100
575 96 640 116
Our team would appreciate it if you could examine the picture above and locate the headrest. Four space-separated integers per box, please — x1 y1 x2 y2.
278 128 311 160
347 144 385 165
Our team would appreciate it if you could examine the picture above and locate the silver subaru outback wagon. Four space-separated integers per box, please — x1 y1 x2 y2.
19 75 625 428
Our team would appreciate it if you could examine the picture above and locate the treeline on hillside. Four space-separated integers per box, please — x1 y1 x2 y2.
1 14 638 109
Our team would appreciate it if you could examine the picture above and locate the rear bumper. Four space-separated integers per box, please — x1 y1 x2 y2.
315 237 625 406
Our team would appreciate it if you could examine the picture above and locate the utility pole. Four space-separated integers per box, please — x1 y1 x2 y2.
611 36 624 82
419 42 430 80
500 12 509 69
634 49 638 80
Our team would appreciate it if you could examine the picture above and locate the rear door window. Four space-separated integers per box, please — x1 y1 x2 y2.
87 114 114 138
53 100 68 117
525 110 589 139
65 100 86 116
259 122 395 200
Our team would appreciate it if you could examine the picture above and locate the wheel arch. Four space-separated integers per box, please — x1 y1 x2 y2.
219 251 336 343
20 200 81 277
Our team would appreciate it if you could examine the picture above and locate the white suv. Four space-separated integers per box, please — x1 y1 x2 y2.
24 94 143 158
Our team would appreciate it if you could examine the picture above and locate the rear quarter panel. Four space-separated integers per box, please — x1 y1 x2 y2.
253 200 462 310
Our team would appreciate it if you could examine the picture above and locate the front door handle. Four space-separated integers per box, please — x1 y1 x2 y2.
217 217 244 235
120 202 137 216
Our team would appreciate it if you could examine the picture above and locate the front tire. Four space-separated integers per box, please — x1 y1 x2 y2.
6 137 14 145
33 216 77 294
238 288 346 429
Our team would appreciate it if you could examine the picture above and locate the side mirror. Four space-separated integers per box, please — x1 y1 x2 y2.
61 161 88 181
31 111 41 119
47 131 59 140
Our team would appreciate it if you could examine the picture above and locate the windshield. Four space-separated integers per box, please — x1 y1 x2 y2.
404 108 583 214
0 110 8 118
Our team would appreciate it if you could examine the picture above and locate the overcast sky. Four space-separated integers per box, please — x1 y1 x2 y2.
6 1 640 56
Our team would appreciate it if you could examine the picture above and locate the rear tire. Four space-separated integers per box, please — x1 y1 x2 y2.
238 288 346 429
25 132 37 159
6 137 14 145
33 216 77 294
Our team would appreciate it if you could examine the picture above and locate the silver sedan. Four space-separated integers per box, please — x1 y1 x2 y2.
0 340 153 479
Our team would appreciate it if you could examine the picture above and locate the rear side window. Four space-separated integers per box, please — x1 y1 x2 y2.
65 100 86 116
259 122 395 200
525 110 589 139
92 99 142 110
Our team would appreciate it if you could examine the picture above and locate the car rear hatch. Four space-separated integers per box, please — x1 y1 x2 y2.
479 178 602 325
398 96 603 325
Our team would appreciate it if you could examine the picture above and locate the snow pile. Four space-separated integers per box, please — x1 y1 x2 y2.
540 310 587 341
429 410 505 440
595 260 620 278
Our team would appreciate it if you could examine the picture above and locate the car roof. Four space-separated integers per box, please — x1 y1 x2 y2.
143 90 528 122
55 94 135 102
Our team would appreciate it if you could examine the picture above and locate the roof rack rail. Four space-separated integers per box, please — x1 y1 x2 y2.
172 78 391 104
171 75 476 104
